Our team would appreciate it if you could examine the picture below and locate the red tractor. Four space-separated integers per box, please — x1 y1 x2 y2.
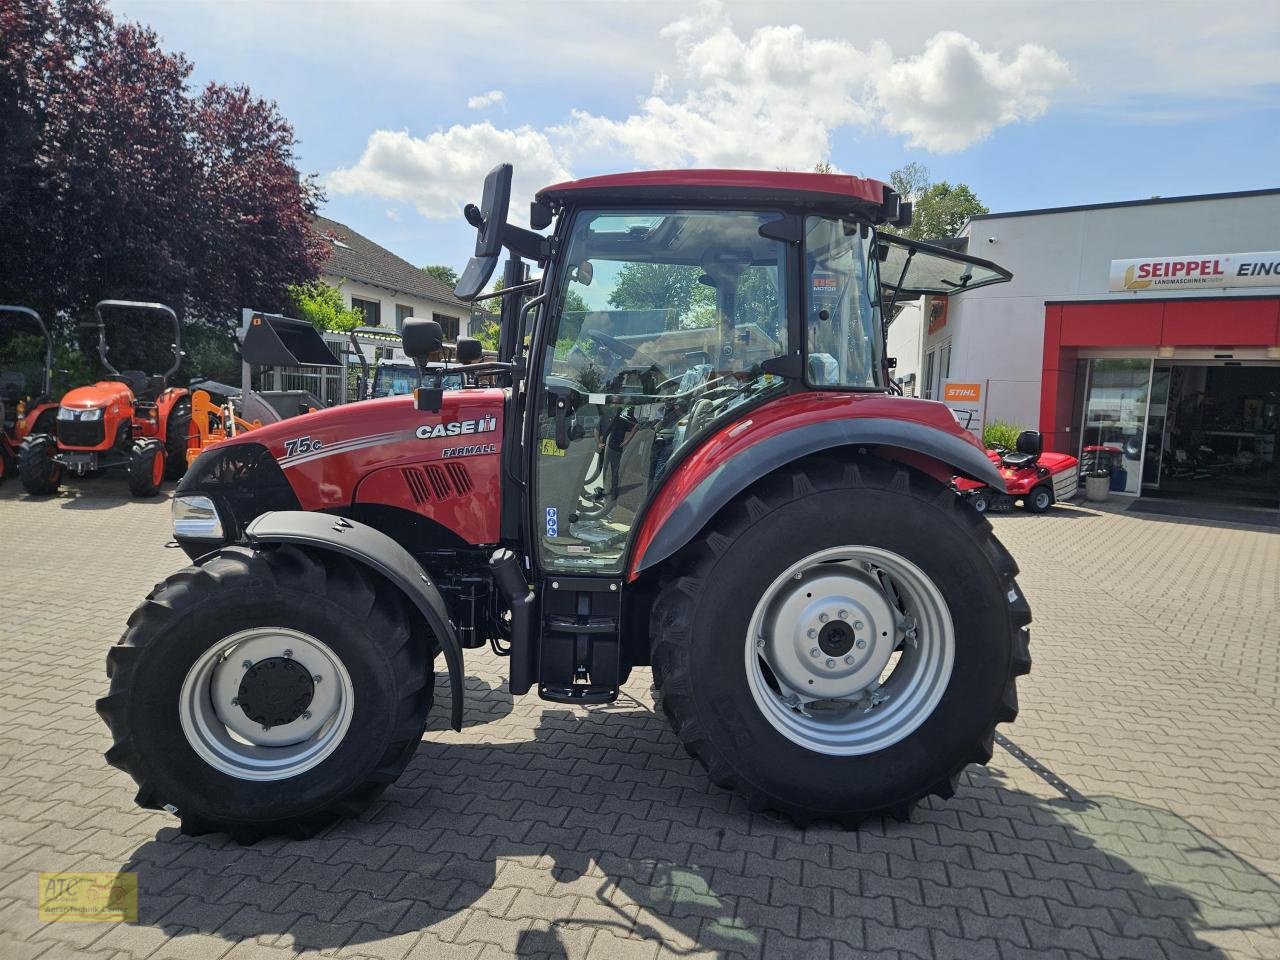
20 300 190 497
99 166 1030 840
0 306 61 483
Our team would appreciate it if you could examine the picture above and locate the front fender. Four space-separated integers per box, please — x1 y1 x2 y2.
245 511 465 731
629 414 1007 578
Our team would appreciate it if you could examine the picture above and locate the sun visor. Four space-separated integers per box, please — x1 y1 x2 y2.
241 312 341 367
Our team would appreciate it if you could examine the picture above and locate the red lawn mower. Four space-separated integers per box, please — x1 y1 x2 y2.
19 300 190 497
0 306 60 483
955 430 1079 513
99 165 1032 840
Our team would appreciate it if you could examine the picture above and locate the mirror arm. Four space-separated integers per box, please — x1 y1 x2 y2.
470 277 541 303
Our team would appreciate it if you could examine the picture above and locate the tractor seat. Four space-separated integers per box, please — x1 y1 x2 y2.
109 370 162 398
1000 430 1043 469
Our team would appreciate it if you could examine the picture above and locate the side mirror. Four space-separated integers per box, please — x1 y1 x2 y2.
455 164 513 300
401 318 443 360
456 337 483 364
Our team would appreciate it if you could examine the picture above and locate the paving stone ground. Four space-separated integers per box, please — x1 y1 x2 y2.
1 477 1278 960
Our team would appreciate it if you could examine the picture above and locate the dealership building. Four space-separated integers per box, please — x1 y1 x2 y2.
890 188 1280 508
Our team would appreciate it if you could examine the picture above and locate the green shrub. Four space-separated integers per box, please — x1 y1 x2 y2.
983 420 1025 451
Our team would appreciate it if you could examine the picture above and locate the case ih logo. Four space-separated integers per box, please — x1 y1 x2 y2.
415 416 498 441
1111 252 1280 291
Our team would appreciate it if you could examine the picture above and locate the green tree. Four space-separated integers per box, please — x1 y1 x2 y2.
886 164 988 240
909 182 989 241
421 264 459 289
608 263 715 328
286 281 363 332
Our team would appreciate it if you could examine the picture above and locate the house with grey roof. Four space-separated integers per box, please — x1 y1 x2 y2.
313 216 472 340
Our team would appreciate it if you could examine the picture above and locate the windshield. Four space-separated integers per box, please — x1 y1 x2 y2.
533 207 791 573
370 366 461 398
804 217 881 388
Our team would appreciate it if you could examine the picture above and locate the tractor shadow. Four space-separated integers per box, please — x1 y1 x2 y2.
114 700 1275 958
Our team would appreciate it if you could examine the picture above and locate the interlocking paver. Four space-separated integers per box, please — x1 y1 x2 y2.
2 484 1279 959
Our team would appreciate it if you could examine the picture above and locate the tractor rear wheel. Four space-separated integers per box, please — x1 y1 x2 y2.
650 456 1031 826
164 397 191 480
18 434 61 495
96 545 435 842
127 439 166 497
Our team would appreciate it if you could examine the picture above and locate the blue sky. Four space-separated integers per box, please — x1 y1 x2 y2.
111 0 1280 273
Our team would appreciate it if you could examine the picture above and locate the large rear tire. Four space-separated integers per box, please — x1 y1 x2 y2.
97 545 435 843
650 456 1031 826
17 433 61 495
164 396 191 480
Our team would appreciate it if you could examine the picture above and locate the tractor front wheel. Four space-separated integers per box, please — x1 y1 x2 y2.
164 396 192 480
127 439 166 497
651 456 1031 826
96 545 435 842
18 434 61 495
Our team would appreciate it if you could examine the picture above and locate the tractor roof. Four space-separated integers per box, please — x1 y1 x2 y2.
537 169 891 212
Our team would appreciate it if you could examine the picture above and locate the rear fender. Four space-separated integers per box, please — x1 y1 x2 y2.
245 511 465 730
628 416 1007 578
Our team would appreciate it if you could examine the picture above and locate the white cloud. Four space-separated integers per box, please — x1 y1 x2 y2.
326 124 571 220
558 2 1070 167
872 32 1071 152
467 90 505 110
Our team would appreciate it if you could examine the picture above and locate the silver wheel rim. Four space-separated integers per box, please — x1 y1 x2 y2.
745 546 954 756
972 495 988 512
1035 490 1051 509
179 627 355 781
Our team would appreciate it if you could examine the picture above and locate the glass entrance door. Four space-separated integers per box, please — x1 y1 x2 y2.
1143 364 1172 489
1078 358 1153 496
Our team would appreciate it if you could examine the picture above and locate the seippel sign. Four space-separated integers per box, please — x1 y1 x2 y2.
1109 251 1280 292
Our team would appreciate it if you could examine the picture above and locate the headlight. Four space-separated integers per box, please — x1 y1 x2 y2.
57 406 76 421
57 407 104 421
80 407 104 421
172 495 224 540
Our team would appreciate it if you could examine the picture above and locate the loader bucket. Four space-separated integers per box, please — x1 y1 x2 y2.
240 313 341 368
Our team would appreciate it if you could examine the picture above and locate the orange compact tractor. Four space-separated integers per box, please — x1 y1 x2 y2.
20 300 190 497
0 306 60 483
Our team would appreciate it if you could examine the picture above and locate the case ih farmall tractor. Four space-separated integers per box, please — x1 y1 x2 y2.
0 306 60 483
99 166 1030 841
20 300 190 497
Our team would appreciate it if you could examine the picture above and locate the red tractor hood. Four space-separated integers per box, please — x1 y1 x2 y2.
60 380 132 410
210 389 507 512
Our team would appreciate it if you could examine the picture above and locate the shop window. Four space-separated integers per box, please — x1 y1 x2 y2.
923 350 936 400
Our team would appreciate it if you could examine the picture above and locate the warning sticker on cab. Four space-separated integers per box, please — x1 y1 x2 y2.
539 439 566 457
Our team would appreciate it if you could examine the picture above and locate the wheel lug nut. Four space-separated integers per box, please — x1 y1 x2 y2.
819 613 829 623
844 655 854 665
807 629 817 639
826 658 835 668
313 675 322 683
241 660 252 670
838 610 848 619
856 639 867 649
261 724 270 732
283 649 293 659
230 698 239 706
810 647 819 658
302 711 312 721
854 621 864 630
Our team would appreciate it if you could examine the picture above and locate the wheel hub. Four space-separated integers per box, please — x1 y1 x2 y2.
236 657 315 729
761 567 897 701
746 546 956 756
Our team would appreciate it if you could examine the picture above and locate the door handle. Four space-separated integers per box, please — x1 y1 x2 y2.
548 388 574 450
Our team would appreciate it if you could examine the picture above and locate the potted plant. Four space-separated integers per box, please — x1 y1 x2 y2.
1084 467 1110 502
